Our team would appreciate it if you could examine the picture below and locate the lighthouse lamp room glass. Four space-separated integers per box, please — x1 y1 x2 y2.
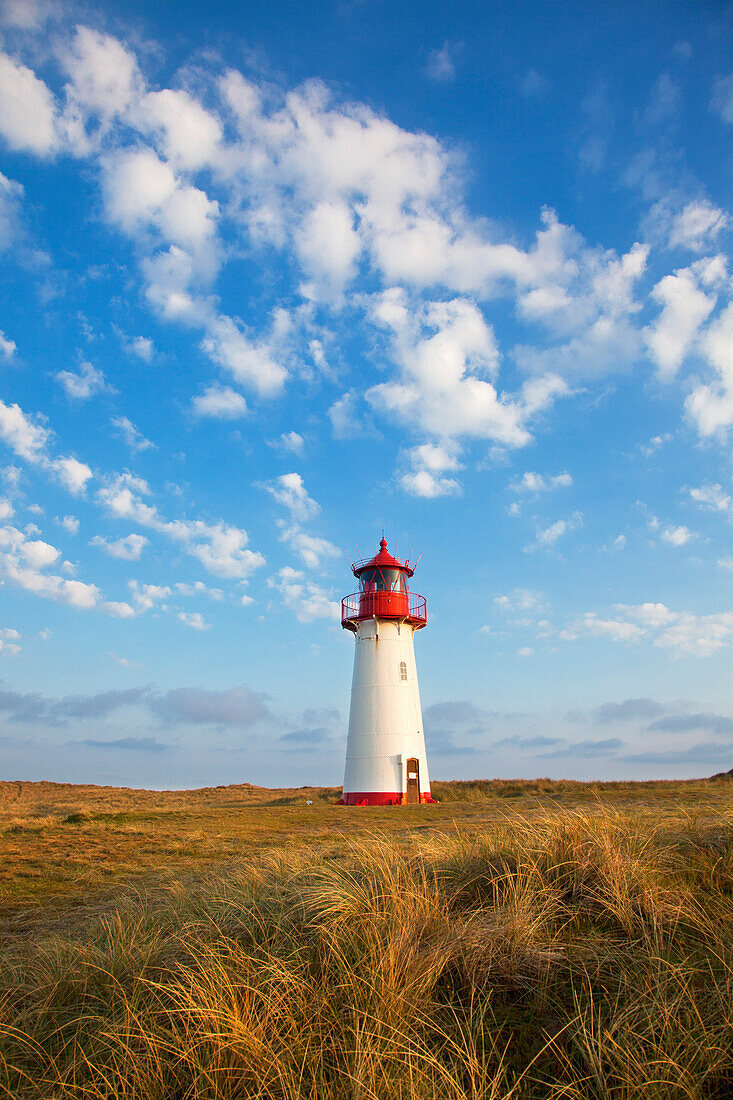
337 536 436 806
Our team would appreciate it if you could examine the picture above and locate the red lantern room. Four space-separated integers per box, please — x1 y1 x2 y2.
341 537 427 632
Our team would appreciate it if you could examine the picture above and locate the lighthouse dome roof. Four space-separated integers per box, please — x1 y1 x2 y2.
353 536 414 578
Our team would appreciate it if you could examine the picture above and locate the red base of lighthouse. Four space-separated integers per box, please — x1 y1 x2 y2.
337 791 437 806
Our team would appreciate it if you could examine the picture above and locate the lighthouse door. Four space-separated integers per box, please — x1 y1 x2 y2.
406 757 420 804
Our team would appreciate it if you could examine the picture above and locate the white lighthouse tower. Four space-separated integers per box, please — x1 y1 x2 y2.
338 535 435 806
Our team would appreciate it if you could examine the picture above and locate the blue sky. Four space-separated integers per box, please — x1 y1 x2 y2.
0 0 731 788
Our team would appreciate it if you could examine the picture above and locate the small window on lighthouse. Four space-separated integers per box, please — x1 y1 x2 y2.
399 661 408 681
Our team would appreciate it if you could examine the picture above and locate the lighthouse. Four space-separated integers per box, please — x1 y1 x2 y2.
339 535 435 806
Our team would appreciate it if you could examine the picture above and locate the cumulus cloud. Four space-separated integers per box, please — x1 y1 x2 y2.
0 399 92 495
199 315 287 396
97 472 265 580
191 383 247 419
660 524 694 547
0 330 16 358
667 200 728 252
91 533 147 560
644 259 721 379
562 602 733 657
0 524 134 616
265 472 320 522
686 302 733 436
177 610 210 630
531 512 582 549
268 430 304 454
510 470 573 493
56 514 79 535
278 524 339 569
0 51 59 155
688 483 732 515
112 416 154 452
56 361 109 400
270 566 340 622
399 441 462 498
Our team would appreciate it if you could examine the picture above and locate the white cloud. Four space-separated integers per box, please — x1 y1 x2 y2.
177 610 210 630
425 42 458 82
0 330 16 358
562 612 645 644
112 416 154 452
0 523 103 612
688 483 732 515
686 302 733 436
128 580 170 613
265 472 320 522
0 400 49 461
328 392 365 439
399 441 461 498
661 525 693 547
56 514 79 535
0 173 23 252
278 523 339 569
645 261 719 379
51 456 93 495
0 403 92 499
268 430 304 454
494 589 545 613
0 498 14 520
91 533 147 560
191 383 247 419
271 566 340 622
128 335 154 362
510 470 572 493
366 291 566 462
639 432 672 456
133 88 222 170
517 646 534 657
296 199 362 295
200 315 287 397
102 147 219 254
532 513 582 549
0 51 59 155
61 25 142 123
1 0 57 29
562 602 733 658
174 580 223 600
400 470 461 498
56 361 108 399
668 200 728 252
0 627 21 655
97 472 265 580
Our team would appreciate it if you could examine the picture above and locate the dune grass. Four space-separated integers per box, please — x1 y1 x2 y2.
1 794 732 1098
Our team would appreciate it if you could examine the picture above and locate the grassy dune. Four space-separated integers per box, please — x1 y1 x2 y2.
1 779 732 1097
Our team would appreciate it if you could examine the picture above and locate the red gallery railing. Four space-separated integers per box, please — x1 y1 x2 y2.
341 591 428 629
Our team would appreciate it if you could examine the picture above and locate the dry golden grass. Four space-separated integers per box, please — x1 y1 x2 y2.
1 777 732 1097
